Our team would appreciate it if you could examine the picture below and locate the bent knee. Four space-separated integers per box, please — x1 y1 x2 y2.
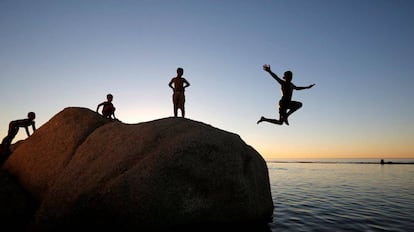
293 102 302 109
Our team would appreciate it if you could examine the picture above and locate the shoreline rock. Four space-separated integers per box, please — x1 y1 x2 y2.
2 107 273 230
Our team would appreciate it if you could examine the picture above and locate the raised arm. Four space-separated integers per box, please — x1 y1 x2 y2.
294 83 315 90
263 64 283 85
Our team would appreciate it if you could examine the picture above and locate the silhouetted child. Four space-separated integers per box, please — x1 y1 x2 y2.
1 112 36 151
257 64 315 125
96 94 116 119
168 67 190 117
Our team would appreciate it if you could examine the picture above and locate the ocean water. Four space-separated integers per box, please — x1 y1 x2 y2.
265 159 414 232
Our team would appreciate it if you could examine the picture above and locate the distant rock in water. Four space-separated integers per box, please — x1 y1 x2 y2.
3 107 273 230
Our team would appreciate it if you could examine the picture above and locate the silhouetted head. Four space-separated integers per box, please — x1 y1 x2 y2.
28 112 36 120
177 67 184 77
283 71 293 82
107 94 113 102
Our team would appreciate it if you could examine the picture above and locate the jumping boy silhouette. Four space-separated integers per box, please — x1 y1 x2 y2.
1 112 36 151
169 67 190 117
96 94 116 119
257 64 315 125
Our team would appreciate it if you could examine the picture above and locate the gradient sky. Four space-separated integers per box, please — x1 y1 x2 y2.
1 0 413 159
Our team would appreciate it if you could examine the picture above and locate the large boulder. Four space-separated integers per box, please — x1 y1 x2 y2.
3 107 273 230
3 107 110 201
0 169 36 230
0 139 24 165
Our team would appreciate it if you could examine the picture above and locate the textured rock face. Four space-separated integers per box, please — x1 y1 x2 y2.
3 107 109 201
3 107 273 230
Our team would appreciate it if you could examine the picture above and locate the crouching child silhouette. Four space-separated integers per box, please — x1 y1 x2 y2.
1 112 36 154
96 94 116 119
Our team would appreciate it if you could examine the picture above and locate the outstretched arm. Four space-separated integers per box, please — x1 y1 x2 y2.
294 84 315 90
263 64 283 85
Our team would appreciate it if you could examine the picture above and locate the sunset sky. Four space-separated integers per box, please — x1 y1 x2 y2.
1 0 413 159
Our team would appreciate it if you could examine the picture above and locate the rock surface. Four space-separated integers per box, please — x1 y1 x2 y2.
0 169 36 230
2 107 273 230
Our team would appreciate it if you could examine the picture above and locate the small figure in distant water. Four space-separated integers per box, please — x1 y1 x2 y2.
169 67 190 117
96 94 116 119
257 64 315 125
1 112 36 151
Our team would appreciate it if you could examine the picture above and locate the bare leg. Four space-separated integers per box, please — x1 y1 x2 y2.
1 132 17 150
174 105 178 117
257 116 283 125
279 108 289 126
284 101 302 125
282 114 289 126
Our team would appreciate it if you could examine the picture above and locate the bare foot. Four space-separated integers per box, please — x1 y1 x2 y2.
280 114 289 126
284 116 289 125
257 116 265 124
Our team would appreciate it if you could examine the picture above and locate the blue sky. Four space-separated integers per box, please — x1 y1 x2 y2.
1 0 413 159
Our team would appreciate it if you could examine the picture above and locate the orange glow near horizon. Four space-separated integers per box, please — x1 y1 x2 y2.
255 145 414 160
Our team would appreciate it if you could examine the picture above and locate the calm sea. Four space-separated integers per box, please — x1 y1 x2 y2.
265 159 414 232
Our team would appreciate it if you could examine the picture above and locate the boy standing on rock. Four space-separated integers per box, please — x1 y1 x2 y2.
169 67 191 117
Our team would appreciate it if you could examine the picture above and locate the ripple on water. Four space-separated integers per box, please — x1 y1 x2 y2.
267 163 414 232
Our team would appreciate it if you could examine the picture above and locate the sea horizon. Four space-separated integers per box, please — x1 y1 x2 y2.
265 157 414 164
